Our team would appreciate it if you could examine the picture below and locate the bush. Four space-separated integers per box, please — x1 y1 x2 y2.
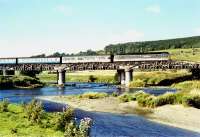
78 117 93 137
64 117 92 137
182 95 200 109
64 120 77 137
118 93 135 102
0 98 9 112
88 75 97 82
137 95 156 108
0 77 14 89
12 76 42 87
80 92 108 99
129 80 145 88
153 92 178 107
24 99 44 123
111 92 119 97
53 107 74 131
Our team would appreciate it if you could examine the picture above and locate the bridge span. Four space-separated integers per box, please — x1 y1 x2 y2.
1 53 200 87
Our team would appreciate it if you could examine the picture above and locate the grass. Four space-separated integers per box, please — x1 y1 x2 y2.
129 79 145 88
130 70 190 87
171 80 200 94
157 48 200 62
37 70 117 84
0 104 63 137
118 90 200 109
0 100 92 137
75 92 109 99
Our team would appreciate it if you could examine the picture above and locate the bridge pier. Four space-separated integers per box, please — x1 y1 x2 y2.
125 68 133 87
117 66 133 87
2 69 8 76
57 69 66 86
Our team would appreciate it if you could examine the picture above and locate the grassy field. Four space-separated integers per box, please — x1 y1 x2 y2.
130 70 191 87
0 104 63 137
158 48 200 62
37 70 192 87
37 70 117 84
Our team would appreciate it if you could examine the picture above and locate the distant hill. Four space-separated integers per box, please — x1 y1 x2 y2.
104 36 200 54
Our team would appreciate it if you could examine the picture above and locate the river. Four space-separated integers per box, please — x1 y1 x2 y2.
0 83 200 137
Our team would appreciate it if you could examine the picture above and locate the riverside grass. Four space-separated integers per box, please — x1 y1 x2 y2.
0 101 92 137
37 70 190 87
118 91 200 109
0 104 63 137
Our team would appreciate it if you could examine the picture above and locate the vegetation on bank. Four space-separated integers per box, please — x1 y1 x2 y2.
37 70 117 84
78 92 108 99
0 76 43 89
172 81 200 92
0 99 92 137
129 70 190 87
118 90 200 109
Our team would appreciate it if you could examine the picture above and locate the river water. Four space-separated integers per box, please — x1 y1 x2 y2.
0 83 200 137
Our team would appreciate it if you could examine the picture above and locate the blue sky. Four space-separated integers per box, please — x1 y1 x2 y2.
0 0 200 57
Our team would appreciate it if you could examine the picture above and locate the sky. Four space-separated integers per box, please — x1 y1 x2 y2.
0 0 200 57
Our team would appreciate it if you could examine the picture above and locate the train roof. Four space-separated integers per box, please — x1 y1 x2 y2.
115 52 169 55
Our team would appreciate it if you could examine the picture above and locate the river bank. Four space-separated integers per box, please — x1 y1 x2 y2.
0 76 44 89
38 95 200 133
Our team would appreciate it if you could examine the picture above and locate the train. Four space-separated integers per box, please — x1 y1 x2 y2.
0 52 170 65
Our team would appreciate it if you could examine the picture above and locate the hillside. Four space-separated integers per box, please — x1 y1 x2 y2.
104 36 200 54
158 48 200 62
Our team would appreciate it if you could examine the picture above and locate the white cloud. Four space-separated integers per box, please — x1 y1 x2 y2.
194 28 200 35
146 4 161 14
54 5 73 16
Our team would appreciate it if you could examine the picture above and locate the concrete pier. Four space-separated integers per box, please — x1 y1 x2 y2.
2 69 8 76
117 66 133 87
125 68 133 87
57 69 66 86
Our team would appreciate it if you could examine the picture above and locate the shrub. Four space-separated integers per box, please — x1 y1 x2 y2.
64 117 92 137
0 98 9 112
24 99 44 123
0 77 13 89
80 92 108 99
53 107 74 131
182 95 200 109
118 91 149 103
137 95 156 108
64 120 78 137
12 76 42 87
111 92 118 97
118 93 136 102
78 117 93 137
88 75 97 82
129 80 145 88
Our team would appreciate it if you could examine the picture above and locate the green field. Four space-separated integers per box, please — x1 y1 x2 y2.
0 104 63 137
37 70 117 84
158 48 200 62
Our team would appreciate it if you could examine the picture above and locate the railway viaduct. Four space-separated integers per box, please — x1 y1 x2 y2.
1 57 200 87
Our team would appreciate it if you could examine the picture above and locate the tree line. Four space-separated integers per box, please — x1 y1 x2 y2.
31 36 200 57
104 36 200 54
